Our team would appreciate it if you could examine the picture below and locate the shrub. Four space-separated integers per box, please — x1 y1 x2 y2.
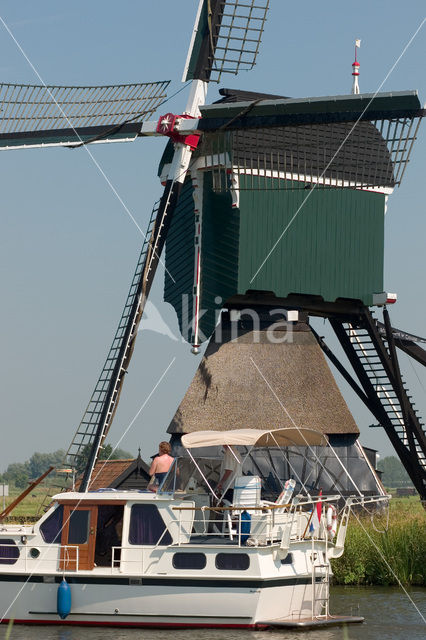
331 498 425 586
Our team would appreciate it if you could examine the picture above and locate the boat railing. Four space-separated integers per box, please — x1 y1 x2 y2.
111 546 144 574
171 495 344 547
59 544 80 571
171 494 389 548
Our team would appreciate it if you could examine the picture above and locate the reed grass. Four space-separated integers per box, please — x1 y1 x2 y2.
331 497 425 586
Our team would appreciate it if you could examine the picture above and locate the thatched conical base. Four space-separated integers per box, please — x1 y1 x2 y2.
168 311 358 436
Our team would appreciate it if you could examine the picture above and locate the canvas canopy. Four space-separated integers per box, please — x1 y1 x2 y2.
181 427 328 449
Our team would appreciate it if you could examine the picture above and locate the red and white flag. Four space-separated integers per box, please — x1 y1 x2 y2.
309 489 322 535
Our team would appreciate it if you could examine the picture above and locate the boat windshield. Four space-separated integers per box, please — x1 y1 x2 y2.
159 456 221 495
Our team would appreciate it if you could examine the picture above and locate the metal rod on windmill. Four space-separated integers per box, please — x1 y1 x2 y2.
352 39 361 94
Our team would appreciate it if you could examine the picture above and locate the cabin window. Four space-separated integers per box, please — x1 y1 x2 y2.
215 553 250 571
173 552 206 570
129 504 172 546
68 510 90 544
40 505 63 543
0 539 19 564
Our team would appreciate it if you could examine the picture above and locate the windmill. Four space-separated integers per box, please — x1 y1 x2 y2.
1 1 425 501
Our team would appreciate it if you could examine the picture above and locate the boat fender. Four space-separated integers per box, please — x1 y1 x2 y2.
57 578 71 619
326 505 338 540
240 510 251 544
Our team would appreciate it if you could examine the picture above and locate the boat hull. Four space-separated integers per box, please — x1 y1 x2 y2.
0 574 326 628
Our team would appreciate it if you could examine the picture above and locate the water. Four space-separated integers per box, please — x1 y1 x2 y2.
1 587 425 640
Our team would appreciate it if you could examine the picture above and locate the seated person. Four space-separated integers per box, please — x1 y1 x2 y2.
148 441 174 492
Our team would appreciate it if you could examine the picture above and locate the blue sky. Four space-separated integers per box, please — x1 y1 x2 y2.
0 0 425 470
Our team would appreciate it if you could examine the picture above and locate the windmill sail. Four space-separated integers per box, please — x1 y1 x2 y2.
183 0 270 83
197 91 425 190
77 182 181 491
0 81 170 149
68 3 272 487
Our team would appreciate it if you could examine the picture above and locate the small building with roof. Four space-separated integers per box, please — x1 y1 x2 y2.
79 451 151 492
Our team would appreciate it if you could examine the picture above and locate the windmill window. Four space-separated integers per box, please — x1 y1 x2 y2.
0 539 19 564
129 504 172 546
215 553 250 571
173 552 206 570
40 505 64 544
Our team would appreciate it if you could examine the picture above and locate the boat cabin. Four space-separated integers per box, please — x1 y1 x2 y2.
0 428 386 578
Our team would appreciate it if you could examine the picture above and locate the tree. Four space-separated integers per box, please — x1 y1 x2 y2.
377 456 413 487
75 443 133 474
28 450 66 478
4 462 30 489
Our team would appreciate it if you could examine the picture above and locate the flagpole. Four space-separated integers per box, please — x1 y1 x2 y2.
302 509 315 539
302 489 322 539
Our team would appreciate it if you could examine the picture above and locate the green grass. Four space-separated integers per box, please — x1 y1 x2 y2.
1 484 54 521
331 496 426 586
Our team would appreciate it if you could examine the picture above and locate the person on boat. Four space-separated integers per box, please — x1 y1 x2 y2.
148 441 174 492
216 445 242 499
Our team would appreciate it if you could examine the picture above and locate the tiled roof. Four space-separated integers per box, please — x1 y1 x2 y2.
86 459 135 491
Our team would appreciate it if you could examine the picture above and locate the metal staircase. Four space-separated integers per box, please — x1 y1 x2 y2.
330 308 426 499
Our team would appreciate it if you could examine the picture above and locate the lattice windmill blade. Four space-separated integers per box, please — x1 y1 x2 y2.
183 0 270 84
193 91 425 192
0 80 170 149
64 2 272 490
70 189 177 492
63 0 269 491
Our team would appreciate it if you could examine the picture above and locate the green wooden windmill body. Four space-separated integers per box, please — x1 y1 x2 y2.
161 90 418 344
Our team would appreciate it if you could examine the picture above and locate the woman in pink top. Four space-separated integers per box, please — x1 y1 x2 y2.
148 441 174 492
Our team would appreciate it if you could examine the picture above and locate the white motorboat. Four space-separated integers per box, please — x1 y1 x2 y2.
0 428 386 629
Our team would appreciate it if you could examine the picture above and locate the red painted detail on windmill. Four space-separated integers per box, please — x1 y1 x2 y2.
156 113 200 150
386 293 397 304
